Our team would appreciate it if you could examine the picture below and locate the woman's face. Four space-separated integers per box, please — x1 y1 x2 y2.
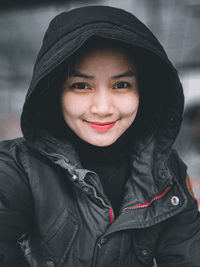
61 46 139 147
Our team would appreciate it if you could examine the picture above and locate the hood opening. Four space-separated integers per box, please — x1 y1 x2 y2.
20 7 184 153
22 37 183 148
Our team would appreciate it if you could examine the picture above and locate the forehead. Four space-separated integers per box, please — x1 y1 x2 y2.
70 41 136 72
79 47 130 62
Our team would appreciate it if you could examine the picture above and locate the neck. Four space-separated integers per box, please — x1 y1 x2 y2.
66 127 133 166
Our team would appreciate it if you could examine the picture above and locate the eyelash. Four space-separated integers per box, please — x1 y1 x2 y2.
70 81 131 90
113 81 131 89
70 82 90 90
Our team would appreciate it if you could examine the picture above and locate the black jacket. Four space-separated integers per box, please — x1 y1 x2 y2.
0 5 200 267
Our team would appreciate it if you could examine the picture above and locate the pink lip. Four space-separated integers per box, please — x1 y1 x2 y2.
86 120 117 132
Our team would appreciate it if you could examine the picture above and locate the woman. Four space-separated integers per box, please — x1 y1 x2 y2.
0 5 200 267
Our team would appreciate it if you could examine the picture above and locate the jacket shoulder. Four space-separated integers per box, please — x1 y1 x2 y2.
0 136 28 149
0 137 28 159
0 137 30 168
0 138 32 266
0 137 32 210
155 150 200 266
167 149 199 209
167 149 187 183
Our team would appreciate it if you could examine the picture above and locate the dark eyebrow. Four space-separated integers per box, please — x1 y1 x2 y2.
69 70 136 79
70 71 94 79
111 70 136 79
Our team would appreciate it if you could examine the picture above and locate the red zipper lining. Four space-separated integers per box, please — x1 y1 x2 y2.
109 207 114 224
122 186 171 212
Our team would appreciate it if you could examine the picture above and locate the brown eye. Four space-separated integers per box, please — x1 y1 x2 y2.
71 82 89 89
113 82 130 89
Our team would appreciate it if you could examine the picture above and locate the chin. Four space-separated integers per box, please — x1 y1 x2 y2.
85 137 118 147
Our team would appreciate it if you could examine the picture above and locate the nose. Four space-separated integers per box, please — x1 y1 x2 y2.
90 89 114 117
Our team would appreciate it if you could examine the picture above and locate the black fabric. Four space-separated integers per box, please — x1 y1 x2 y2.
1 139 200 267
21 6 184 148
1 5 200 267
86 157 130 215
69 129 132 215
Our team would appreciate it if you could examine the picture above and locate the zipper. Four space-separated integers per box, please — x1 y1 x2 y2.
82 179 115 223
122 186 171 213
41 152 115 223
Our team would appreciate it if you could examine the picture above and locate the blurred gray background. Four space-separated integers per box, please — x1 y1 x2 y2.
0 0 200 203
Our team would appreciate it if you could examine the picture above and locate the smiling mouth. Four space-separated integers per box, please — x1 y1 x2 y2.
85 120 118 131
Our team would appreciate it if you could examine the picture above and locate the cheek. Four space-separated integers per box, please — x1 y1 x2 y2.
119 94 139 117
61 93 86 118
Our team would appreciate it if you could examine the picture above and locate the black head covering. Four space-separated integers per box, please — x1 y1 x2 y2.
20 6 184 162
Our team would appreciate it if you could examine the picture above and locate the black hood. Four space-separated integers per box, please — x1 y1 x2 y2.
21 5 184 160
